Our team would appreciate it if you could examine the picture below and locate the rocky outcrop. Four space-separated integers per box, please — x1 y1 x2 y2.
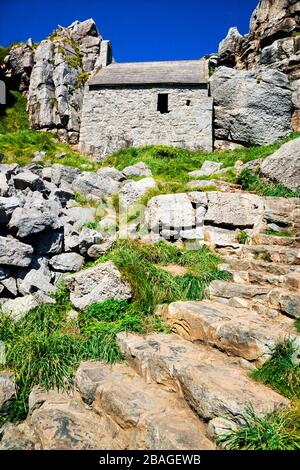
2 19 112 144
3 42 34 93
0 163 123 318
27 19 104 144
215 0 300 134
217 0 300 72
210 66 293 146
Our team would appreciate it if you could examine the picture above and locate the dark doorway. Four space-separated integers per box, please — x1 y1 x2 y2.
157 93 169 114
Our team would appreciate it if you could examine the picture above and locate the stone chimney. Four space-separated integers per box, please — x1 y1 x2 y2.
98 40 113 68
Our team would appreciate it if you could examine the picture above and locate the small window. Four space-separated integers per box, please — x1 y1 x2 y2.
186 100 191 106
157 93 169 114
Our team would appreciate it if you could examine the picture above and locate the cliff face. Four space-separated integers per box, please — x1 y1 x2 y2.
2 19 110 144
27 19 103 144
216 0 300 133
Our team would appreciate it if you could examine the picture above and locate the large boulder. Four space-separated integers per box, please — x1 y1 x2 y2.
64 261 131 310
210 67 293 146
260 137 300 190
204 192 264 229
72 172 120 198
144 192 207 241
9 206 62 238
0 236 33 267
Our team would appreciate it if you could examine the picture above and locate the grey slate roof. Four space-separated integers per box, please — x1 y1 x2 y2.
88 60 208 86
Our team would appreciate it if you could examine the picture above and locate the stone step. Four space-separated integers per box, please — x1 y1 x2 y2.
0 388 114 450
117 332 289 425
160 300 296 365
75 361 215 450
218 244 300 265
221 256 300 276
228 268 300 291
209 281 300 319
252 234 300 248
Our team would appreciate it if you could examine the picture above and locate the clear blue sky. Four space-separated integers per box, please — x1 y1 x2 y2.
0 0 259 61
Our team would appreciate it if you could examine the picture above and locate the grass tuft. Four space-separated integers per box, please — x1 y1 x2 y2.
219 405 300 450
250 339 300 399
237 169 300 199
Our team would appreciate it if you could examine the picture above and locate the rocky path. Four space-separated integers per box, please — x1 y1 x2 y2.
2 204 299 450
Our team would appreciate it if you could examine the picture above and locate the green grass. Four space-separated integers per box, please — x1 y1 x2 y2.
219 405 300 450
265 229 295 238
0 286 126 423
103 135 300 185
237 169 300 199
236 230 250 245
94 239 230 316
0 91 29 134
250 339 300 399
0 129 98 170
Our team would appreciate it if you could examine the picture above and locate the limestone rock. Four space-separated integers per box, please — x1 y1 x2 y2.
13 172 45 192
49 253 85 272
188 161 223 178
0 236 33 267
260 137 300 190
0 174 9 197
204 192 264 229
122 162 152 178
118 332 289 423
3 43 34 93
27 19 103 143
0 372 16 413
2 294 40 321
9 206 62 238
92 362 215 450
119 177 157 209
64 206 95 230
64 261 131 310
161 300 294 363
51 164 81 187
72 172 120 198
78 227 103 255
204 226 240 248
210 66 293 146
97 166 126 181
0 196 22 225
19 267 55 296
144 192 207 240
0 387 112 450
